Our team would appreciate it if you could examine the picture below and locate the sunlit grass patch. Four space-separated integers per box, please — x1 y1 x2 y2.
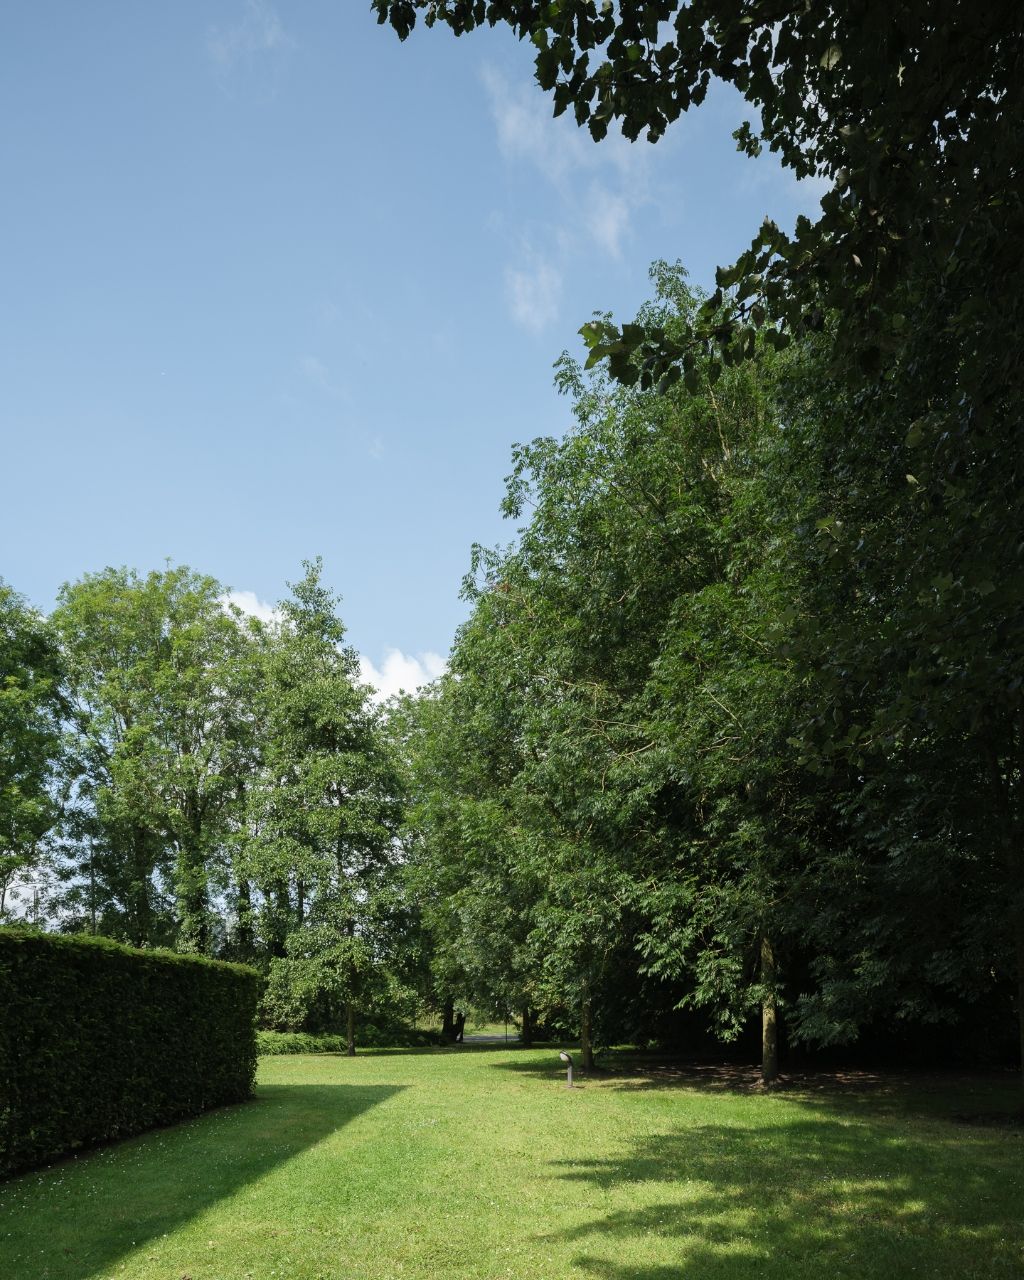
1 1048 1021 1279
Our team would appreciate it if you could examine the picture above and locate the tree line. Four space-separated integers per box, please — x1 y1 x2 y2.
367 0 1023 1084
399 267 1022 1083
0 562 414 1053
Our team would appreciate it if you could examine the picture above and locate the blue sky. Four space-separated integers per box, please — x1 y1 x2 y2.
0 2 823 695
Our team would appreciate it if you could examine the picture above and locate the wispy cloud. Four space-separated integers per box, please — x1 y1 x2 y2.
482 66 589 185
505 253 563 332
206 0 292 71
585 184 631 258
299 354 348 400
481 66 650 328
359 649 447 702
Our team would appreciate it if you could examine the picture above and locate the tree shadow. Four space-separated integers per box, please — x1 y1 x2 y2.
0 1083 402 1280
491 1054 1022 1125
540 1114 1023 1279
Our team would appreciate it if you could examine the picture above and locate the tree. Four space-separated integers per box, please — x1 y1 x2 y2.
487 272 808 1082
245 562 406 1053
766 338 1024 1080
0 582 63 919
406 270 813 1079
53 566 256 951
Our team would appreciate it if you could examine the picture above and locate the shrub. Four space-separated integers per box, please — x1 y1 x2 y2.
0 928 259 1178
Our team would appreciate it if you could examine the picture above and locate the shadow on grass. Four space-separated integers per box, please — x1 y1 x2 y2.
490 1054 1022 1123
541 1115 1023 1280
0 1083 402 1280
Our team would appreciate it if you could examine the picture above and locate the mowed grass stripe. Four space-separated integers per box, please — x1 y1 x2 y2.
1 1047 1021 1279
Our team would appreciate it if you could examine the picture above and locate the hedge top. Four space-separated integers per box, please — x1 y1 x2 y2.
0 926 260 979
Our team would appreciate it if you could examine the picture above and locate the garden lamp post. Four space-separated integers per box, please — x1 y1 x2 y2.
559 1050 575 1088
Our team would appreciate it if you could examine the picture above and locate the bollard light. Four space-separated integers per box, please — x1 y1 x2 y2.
559 1050 575 1089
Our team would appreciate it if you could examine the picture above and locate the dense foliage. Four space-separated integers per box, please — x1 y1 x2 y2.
0 927 258 1176
397 268 1020 1083
241 565 412 1055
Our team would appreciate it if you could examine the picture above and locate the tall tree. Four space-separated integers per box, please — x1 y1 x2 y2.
53 566 255 951
246 562 405 1052
377 1 1024 1085
408 270 812 1078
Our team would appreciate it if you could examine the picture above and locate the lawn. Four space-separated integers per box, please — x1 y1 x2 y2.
1 1046 1022 1280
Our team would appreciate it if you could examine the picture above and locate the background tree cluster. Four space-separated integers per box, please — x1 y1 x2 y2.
0 562 412 1053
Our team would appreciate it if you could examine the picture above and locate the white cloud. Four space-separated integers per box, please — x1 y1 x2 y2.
505 254 563 332
359 649 447 702
300 353 330 385
224 589 279 625
226 590 445 702
482 65 589 185
206 0 291 70
482 67 647 188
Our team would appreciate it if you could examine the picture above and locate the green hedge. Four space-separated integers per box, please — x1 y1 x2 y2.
257 1027 442 1055
0 928 259 1178
257 1030 349 1055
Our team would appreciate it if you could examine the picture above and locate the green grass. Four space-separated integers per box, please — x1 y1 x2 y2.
463 1017 518 1038
2 1047 1022 1279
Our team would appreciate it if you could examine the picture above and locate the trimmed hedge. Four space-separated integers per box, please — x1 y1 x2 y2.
0 928 259 1178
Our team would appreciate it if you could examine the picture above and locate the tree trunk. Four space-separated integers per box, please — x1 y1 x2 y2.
346 1002 356 1057
1013 905 1024 1101
988 733 1023 1100
266 880 290 957
176 841 209 953
581 992 594 1072
441 1001 456 1042
454 1011 466 1043
128 831 154 946
235 877 254 956
761 934 779 1087
89 842 98 935
520 1005 532 1048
